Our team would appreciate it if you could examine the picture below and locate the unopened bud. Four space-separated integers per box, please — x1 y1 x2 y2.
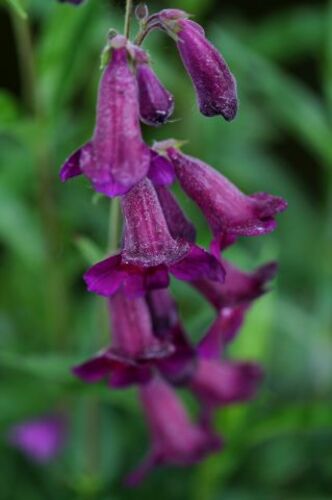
135 3 149 22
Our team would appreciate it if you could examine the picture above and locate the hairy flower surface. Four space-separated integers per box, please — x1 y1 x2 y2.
127 377 221 485
84 178 225 297
156 9 238 120
164 145 287 245
60 36 150 196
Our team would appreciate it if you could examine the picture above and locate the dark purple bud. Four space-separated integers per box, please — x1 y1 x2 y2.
155 185 196 242
193 261 278 310
190 359 263 408
136 58 174 126
166 147 287 242
7 415 66 463
60 36 150 197
135 3 149 22
73 292 173 388
126 377 221 486
157 10 238 120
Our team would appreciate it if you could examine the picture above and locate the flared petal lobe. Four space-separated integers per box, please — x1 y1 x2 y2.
157 10 238 120
167 147 287 240
127 377 221 485
73 293 172 388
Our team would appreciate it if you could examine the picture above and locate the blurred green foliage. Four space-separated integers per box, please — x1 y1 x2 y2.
0 0 331 499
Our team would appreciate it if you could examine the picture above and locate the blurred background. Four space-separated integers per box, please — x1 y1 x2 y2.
0 0 331 498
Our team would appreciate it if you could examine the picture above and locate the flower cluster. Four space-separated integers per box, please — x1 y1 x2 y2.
59 5 287 485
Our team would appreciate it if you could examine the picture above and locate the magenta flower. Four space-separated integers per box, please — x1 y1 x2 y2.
84 178 225 297
162 145 287 245
73 292 172 388
189 358 263 410
8 415 66 464
193 261 278 310
60 36 150 197
156 9 238 120
126 377 221 486
134 48 174 126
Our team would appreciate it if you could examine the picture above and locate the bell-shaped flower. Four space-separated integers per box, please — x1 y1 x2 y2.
126 376 221 485
7 415 66 464
73 292 173 388
134 47 174 126
84 178 224 298
156 9 238 120
60 36 150 197
163 145 287 245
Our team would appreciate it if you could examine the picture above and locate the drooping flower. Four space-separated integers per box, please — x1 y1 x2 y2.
73 291 172 388
7 415 66 464
60 35 150 197
84 178 225 298
160 144 287 246
126 376 221 486
155 9 238 120
192 261 278 310
134 47 174 126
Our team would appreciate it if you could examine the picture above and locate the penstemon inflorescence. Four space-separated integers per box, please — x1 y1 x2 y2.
59 0 287 485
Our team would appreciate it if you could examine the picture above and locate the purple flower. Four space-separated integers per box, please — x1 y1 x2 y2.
126 376 221 486
8 415 66 464
156 9 238 120
134 48 174 126
148 150 175 187
73 292 172 388
84 178 225 298
193 261 278 310
60 36 150 197
162 145 287 245
189 358 263 409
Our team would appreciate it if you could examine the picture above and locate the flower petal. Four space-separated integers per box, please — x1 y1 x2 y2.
170 245 225 282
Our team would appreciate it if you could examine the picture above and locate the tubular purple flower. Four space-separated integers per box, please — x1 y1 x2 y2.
59 36 150 197
189 359 263 409
134 48 174 126
126 376 221 486
148 150 175 187
7 415 66 464
193 261 278 310
84 178 225 298
165 146 287 244
73 292 172 388
156 9 238 120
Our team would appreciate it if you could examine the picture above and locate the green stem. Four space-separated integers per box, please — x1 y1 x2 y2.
124 0 133 38
10 8 69 348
